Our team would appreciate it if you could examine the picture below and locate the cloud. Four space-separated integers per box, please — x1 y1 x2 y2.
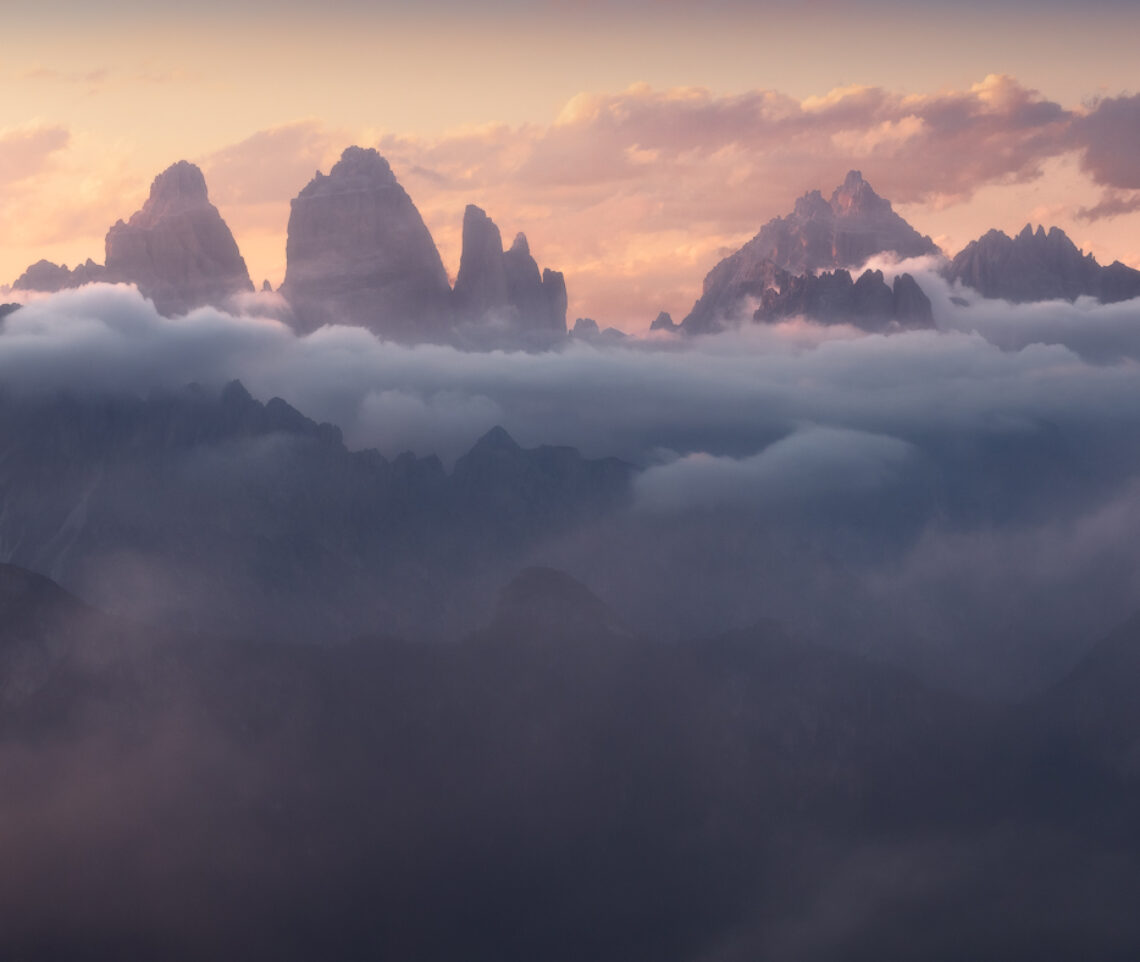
200 121 350 210
1077 190 1140 222
1073 93 1140 191
0 124 70 187
634 428 915 512
8 282 1140 692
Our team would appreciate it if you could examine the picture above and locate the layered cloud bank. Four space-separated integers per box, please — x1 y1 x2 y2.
5 281 1140 694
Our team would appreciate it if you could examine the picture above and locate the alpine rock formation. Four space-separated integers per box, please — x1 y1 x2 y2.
946 224 1140 303
452 204 567 347
14 161 253 315
681 170 939 333
279 146 453 341
753 267 934 331
13 258 105 293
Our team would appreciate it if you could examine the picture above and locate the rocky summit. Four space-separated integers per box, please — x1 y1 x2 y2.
13 161 253 316
682 170 938 333
754 268 934 331
280 146 453 341
452 206 568 346
946 224 1140 303
13 258 105 293
103 161 254 315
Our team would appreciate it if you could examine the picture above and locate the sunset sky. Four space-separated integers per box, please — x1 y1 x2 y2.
4 0 1139 328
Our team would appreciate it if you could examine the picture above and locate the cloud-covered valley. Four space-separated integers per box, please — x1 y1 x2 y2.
5 279 1140 695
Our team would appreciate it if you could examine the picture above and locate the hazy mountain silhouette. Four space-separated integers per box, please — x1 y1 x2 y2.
0 382 631 641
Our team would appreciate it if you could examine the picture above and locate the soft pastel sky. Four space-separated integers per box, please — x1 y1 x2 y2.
3 0 1139 328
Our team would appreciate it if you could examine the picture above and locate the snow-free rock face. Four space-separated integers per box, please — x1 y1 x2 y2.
13 258 105 293
103 161 253 315
507 234 565 334
682 170 939 333
753 268 934 332
946 224 1140 304
451 210 567 346
892 272 935 326
280 146 452 341
650 311 678 333
453 205 510 318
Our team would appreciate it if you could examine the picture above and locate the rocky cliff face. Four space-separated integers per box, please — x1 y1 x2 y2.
453 205 510 318
451 208 567 346
280 146 452 341
103 161 253 314
754 268 934 331
13 162 253 315
946 224 1140 303
682 170 939 333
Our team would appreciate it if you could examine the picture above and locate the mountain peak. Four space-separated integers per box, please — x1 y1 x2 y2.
220 379 254 408
830 169 889 216
102 161 252 314
680 171 937 333
282 146 452 339
330 146 395 183
793 189 830 219
947 223 1140 304
297 146 398 201
509 232 530 256
146 161 208 210
471 425 521 453
123 162 213 226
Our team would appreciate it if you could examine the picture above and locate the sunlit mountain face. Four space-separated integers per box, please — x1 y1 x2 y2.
2 1 1140 957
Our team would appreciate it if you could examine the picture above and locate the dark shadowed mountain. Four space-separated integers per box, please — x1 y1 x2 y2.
946 224 1140 303
14 162 253 314
280 146 455 340
452 205 568 347
0 383 631 641
682 171 939 333
2 562 1140 960
754 267 934 331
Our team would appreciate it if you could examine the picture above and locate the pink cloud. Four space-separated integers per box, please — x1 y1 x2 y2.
1073 93 1140 191
0 125 70 186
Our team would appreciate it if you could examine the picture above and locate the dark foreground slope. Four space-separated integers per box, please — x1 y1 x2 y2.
2 564 1139 961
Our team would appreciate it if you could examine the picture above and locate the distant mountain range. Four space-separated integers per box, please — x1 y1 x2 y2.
679 170 1140 334
12 148 569 348
945 223 1140 304
8 159 1140 340
0 381 631 641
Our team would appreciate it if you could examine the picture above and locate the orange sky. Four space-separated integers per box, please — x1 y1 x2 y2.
3 2 1139 329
